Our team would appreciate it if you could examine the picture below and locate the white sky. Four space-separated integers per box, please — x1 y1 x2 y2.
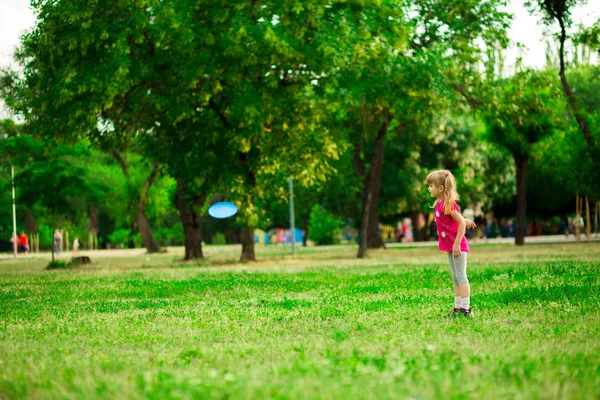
0 0 599 117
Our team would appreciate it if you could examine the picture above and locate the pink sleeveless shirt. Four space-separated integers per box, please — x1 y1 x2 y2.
434 201 469 252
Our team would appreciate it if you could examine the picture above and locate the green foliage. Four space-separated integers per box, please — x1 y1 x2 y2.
574 21 600 56
37 225 53 249
212 232 226 245
132 232 143 248
527 65 600 215
484 69 563 157
309 205 342 245
0 0 594 253
108 228 131 247
45 260 67 270
155 225 184 246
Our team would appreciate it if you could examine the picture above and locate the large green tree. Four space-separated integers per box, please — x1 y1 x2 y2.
0 0 169 253
527 0 598 163
484 69 564 245
529 64 600 217
326 0 510 257
0 133 104 260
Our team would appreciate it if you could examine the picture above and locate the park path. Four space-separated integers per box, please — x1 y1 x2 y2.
1 234 598 260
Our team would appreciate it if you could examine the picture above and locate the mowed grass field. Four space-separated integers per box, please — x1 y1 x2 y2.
0 242 599 400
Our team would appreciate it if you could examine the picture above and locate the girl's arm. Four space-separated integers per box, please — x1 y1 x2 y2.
450 210 466 258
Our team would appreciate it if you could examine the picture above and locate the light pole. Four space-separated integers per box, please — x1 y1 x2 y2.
288 176 295 255
11 165 17 258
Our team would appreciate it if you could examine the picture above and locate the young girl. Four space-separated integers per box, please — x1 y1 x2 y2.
427 170 476 316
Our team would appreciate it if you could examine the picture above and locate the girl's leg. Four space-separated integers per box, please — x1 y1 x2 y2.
453 253 470 309
447 253 461 309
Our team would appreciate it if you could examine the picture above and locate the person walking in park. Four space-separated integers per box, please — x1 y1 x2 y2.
72 237 79 256
19 231 29 255
54 229 61 255
463 203 475 239
474 203 487 242
10 233 19 255
426 170 477 317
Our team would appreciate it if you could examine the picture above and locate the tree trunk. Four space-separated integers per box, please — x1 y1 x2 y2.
25 209 37 236
89 206 99 250
357 112 391 257
51 206 55 262
514 154 529 246
176 178 205 260
237 151 257 261
420 212 429 242
136 163 161 253
575 193 581 242
411 211 423 242
366 125 386 249
240 226 256 262
595 200 599 237
357 189 371 259
355 131 368 258
585 196 591 240
136 210 159 253
112 151 160 253
556 17 597 161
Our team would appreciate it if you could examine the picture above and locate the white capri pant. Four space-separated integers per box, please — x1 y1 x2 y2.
447 252 469 286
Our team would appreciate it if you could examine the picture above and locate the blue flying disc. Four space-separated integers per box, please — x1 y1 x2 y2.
208 202 238 219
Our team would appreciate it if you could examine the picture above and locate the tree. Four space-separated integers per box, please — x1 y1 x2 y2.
181 1 398 261
527 0 599 163
528 64 600 218
327 0 510 257
0 134 104 260
0 0 168 253
483 69 564 245
379 112 515 242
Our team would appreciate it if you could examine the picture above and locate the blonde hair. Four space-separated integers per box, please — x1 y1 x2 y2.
426 169 460 214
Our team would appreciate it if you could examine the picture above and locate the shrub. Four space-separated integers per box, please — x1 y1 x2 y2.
46 260 68 270
155 225 184 246
309 205 342 245
213 232 226 245
132 233 143 248
37 225 53 249
108 229 131 248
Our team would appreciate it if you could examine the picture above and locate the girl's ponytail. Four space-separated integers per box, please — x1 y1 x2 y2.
443 173 459 214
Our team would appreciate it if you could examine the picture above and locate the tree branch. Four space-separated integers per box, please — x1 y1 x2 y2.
111 150 130 178
209 98 231 128
139 163 160 212
451 83 482 109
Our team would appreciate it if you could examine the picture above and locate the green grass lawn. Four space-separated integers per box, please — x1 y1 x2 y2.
1 243 599 399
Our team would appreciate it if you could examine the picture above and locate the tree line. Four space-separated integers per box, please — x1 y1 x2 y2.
0 0 598 261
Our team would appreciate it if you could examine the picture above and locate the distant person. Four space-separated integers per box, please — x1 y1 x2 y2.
396 222 404 242
19 231 29 255
402 218 413 243
474 203 487 242
10 233 19 255
54 229 61 254
426 169 476 317
463 204 475 239
72 237 79 256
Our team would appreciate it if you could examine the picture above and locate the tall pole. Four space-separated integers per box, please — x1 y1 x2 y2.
288 177 295 255
11 165 17 258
